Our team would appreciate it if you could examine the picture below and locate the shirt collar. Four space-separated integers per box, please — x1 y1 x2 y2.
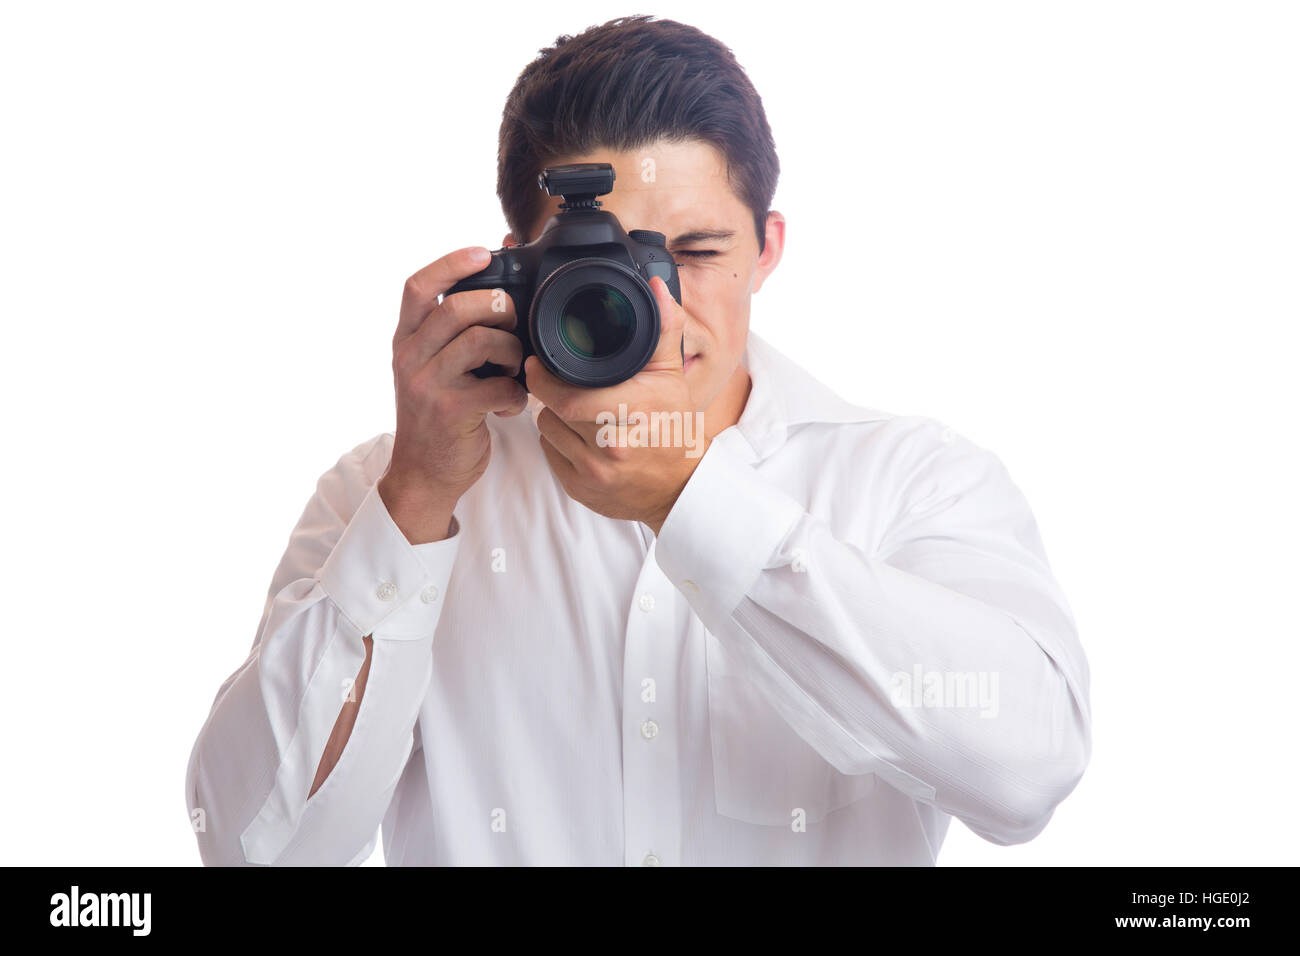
726 331 893 463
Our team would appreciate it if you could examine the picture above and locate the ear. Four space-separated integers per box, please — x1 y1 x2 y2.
749 211 786 295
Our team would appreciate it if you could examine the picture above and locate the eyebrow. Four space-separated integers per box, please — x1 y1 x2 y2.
669 228 736 245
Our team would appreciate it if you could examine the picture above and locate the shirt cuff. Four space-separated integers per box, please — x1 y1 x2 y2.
315 481 459 641
654 436 806 622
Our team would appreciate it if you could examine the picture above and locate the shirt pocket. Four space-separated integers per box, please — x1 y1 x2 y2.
704 629 877 827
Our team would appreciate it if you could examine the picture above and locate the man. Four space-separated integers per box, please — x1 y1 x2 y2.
185 15 1090 866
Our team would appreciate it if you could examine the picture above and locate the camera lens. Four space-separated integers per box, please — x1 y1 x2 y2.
559 286 636 360
531 257 660 388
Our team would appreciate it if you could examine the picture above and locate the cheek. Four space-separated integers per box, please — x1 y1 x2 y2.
681 269 748 345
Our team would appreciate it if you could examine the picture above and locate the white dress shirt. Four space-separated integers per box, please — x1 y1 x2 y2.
185 331 1091 866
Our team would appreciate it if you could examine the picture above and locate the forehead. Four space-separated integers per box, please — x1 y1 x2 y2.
531 139 747 238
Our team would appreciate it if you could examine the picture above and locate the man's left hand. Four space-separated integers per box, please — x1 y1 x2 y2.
527 275 709 535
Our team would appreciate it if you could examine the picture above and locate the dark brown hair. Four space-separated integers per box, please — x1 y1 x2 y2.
497 15 779 252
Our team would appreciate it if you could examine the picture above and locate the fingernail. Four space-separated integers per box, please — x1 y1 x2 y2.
472 247 491 264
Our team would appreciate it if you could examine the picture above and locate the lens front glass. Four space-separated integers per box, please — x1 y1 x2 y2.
559 285 635 359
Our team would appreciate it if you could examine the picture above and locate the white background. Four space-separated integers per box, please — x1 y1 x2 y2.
1 0 1295 866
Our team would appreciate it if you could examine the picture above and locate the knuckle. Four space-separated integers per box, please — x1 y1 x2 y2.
402 273 425 302
392 343 415 376
463 324 492 350
436 290 462 322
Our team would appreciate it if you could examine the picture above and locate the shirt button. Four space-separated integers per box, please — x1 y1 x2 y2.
420 584 440 604
642 853 661 867
640 719 659 740
376 581 398 602
638 593 656 612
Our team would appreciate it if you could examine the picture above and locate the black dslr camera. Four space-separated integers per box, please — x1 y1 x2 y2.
444 162 682 388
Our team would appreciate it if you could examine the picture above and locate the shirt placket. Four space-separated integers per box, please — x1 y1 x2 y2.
621 537 685 866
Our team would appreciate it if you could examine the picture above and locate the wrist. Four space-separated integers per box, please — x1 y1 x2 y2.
378 471 457 544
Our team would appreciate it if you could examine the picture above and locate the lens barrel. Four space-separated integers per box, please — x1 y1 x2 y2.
530 258 660 387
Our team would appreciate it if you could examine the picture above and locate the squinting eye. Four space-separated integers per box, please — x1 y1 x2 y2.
672 250 719 264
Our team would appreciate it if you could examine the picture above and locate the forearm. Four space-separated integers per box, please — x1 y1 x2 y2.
310 634 374 799
377 471 456 546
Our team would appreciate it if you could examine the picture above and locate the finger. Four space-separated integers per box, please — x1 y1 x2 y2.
535 405 592 465
407 288 516 367
460 374 529 416
524 355 634 424
644 274 687 370
523 355 574 418
437 325 525 379
397 246 493 340
493 398 530 418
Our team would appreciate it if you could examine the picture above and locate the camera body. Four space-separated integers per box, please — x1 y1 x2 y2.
444 163 682 389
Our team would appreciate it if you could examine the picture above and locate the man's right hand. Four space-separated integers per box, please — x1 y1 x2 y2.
378 246 527 544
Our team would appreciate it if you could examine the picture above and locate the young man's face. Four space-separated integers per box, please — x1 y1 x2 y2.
508 138 785 416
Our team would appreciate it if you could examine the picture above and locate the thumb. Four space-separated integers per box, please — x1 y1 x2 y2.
647 275 686 369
